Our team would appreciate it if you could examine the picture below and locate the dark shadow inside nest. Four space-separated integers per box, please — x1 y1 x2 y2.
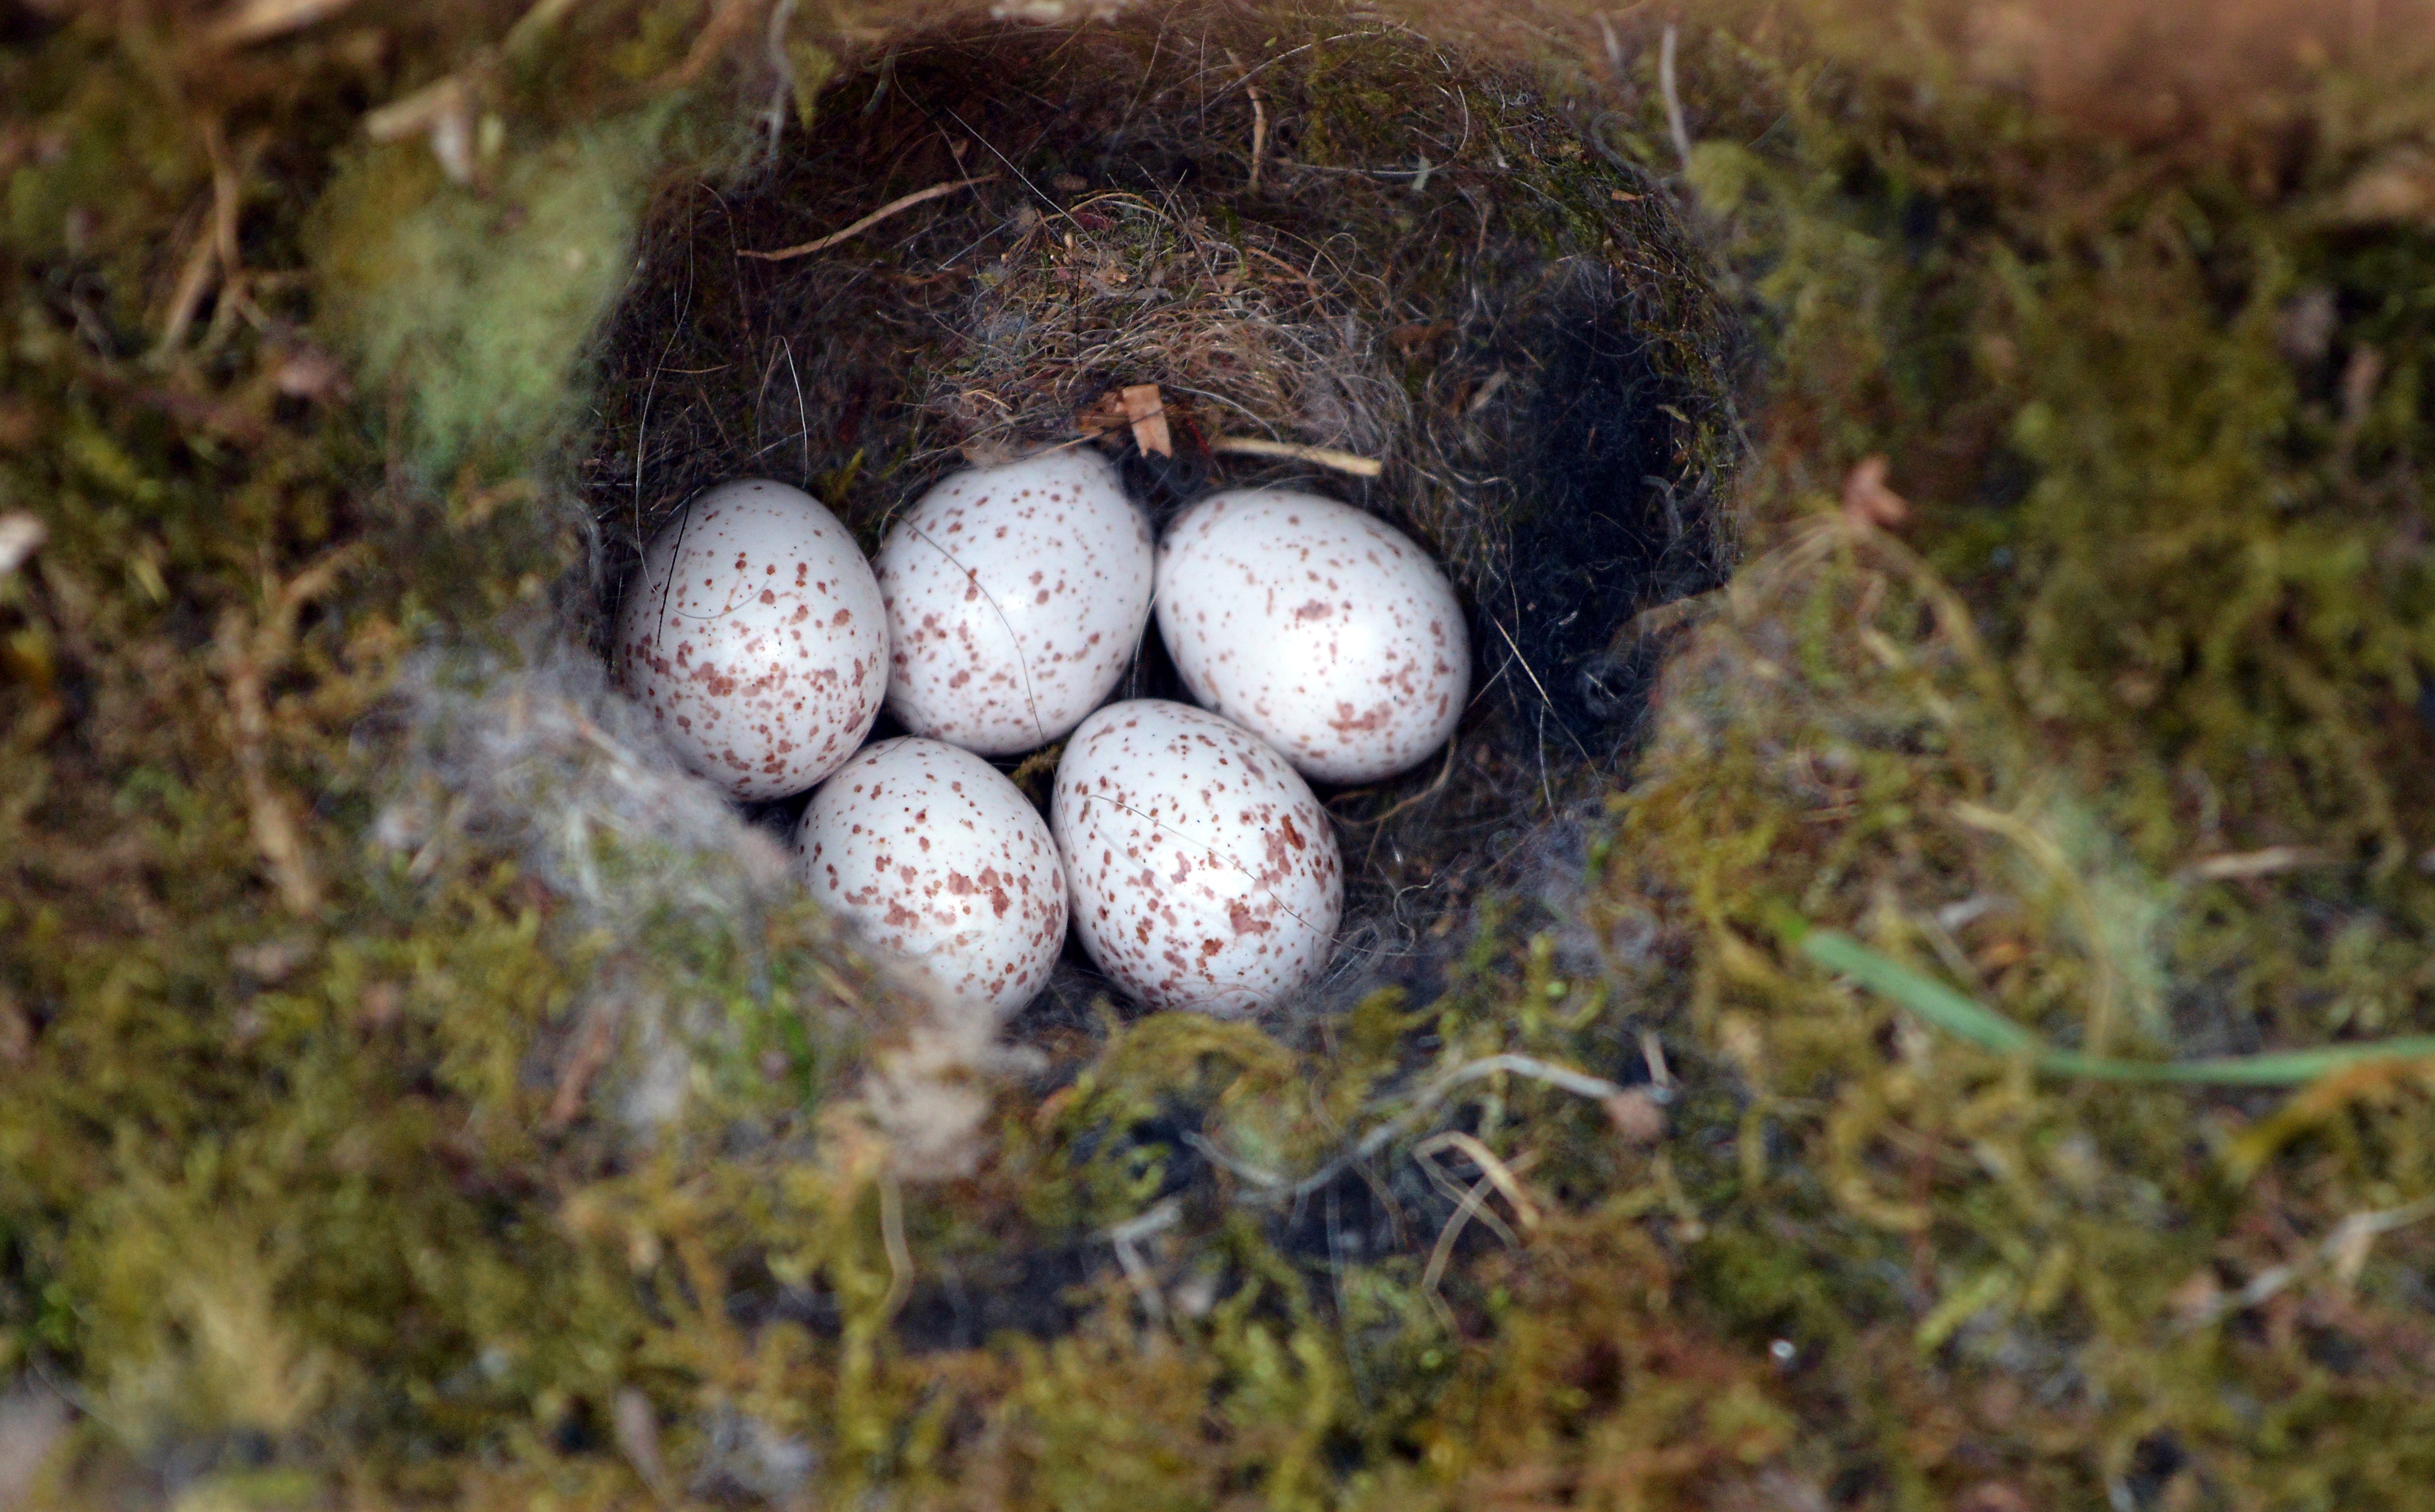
579 6 1742 1029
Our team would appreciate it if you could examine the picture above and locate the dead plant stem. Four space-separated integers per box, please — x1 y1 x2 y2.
1244 1054 1631 1209
218 542 361 916
1224 48 1268 190
741 174 1000 261
1660 24 1692 170
1210 436 1382 477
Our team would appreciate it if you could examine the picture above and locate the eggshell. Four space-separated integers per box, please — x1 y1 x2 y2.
876 451 1155 757
616 479 888 801
1052 699 1342 1015
795 738 1067 1017
1155 488 1470 784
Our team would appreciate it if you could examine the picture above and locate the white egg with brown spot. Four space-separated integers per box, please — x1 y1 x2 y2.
1052 699 1342 1015
795 737 1067 1017
1155 488 1470 784
616 479 889 801
876 450 1154 757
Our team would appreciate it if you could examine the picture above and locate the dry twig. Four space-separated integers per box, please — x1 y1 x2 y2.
1225 48 1269 191
1106 1198 1183 1327
1416 1135 1540 1302
1210 436 1383 477
217 543 362 916
878 1174 913 1317
544 1006 621 1130
1242 1053 1637 1209
1659 24 1693 170
1416 1130 1541 1230
2176 1195 2435 1331
209 0 355 45
741 175 999 261
2177 845 2338 883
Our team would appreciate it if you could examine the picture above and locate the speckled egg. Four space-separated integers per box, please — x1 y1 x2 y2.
616 479 888 801
1155 488 1470 784
876 451 1154 757
795 737 1067 1017
1052 699 1342 1015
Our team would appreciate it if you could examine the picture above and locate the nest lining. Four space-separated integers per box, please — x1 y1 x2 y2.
581 6 1741 1026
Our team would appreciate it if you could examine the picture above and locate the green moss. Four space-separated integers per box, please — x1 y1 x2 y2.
8 0 2435 1508
311 109 676 486
1616 12 2435 1504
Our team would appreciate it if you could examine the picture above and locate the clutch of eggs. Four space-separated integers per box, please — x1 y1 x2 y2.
876 451 1155 756
1052 699 1343 1015
616 479 888 801
795 737 1067 1018
617 464 1472 1022
1156 488 1469 784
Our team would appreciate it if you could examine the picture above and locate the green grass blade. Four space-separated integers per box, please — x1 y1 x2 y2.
2072 1042 2435 1084
1796 927 2043 1055
1796 927 2435 1086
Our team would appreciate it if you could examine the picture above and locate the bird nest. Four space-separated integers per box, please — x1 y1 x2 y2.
581 3 1743 1027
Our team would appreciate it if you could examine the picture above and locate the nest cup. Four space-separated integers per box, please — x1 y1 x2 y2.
584 6 1741 1025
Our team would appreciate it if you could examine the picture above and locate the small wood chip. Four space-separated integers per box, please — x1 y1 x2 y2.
612 1389 670 1499
363 75 476 184
1119 383 1172 458
0 515 44 578
1603 1089 1669 1146
273 342 353 402
1840 454 1911 530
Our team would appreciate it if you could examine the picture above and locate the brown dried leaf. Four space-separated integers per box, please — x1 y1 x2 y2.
1841 454 1911 530
1074 391 1131 437
611 1389 669 1499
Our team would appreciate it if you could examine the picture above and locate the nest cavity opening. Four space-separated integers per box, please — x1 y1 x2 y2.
583 6 1742 1022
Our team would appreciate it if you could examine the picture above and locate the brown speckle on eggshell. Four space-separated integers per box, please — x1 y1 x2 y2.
616 479 889 801
877 450 1154 757
1155 488 1469 784
796 737 1067 1018
1051 699 1342 1015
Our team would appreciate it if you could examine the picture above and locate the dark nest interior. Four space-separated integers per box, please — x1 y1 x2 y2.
580 7 1742 1033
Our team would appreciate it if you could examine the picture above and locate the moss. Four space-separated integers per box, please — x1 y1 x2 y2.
1617 9 2435 1503
7 0 2435 1508
311 108 680 486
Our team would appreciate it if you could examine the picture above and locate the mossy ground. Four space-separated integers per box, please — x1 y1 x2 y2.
5 1 2435 1509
